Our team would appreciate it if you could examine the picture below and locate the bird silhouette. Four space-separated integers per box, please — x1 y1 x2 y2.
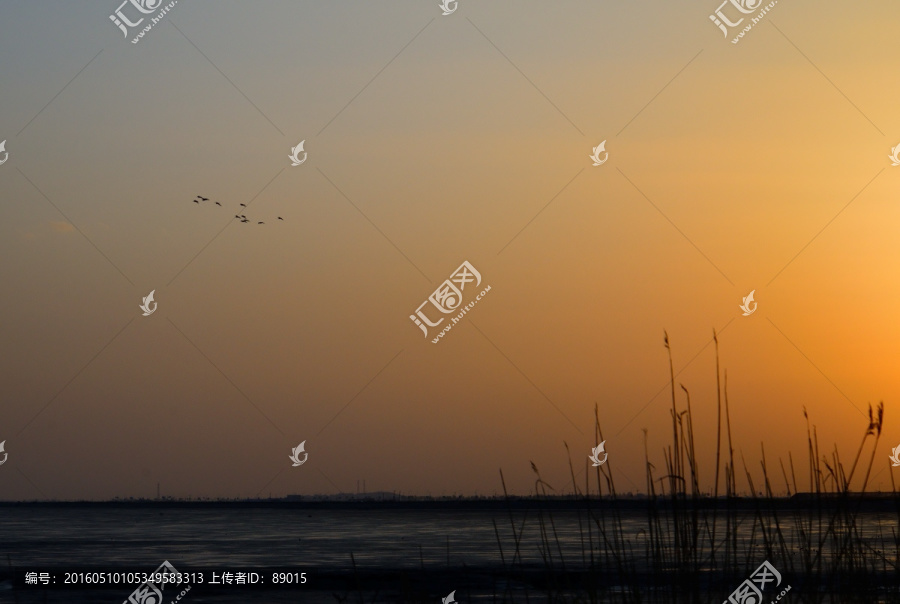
215 201 221 206
235 215 241 219
241 219 249 223
197 196 209 201
277 217 284 221
192 199 199 203
258 221 265 225
240 203 247 207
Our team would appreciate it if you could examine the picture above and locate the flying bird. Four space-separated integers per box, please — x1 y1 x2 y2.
240 203 247 207
277 217 284 221
258 221 265 225
215 201 221 206
197 196 209 201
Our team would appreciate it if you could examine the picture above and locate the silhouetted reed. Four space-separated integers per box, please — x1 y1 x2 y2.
493 331 898 603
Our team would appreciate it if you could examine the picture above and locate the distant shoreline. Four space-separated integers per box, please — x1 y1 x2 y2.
2 492 898 511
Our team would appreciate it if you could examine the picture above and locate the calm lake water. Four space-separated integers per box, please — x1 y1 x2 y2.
1 505 898 602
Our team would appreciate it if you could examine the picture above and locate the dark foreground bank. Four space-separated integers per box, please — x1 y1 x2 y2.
1 498 899 603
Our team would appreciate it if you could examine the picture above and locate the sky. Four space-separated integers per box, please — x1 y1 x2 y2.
1 0 900 500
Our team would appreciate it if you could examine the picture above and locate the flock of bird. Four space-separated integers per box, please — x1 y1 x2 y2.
192 195 283 225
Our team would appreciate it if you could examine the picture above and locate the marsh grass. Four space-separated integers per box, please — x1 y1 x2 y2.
492 331 899 603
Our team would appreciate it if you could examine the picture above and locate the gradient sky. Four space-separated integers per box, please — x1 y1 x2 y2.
1 1 899 500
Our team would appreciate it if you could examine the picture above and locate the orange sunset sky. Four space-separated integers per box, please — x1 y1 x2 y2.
1 1 900 500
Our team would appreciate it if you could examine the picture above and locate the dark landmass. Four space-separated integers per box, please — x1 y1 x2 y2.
2 491 899 511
